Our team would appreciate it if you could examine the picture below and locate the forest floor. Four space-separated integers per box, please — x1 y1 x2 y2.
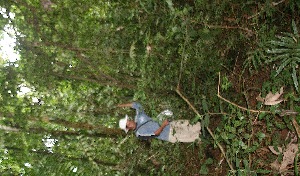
180 55 298 175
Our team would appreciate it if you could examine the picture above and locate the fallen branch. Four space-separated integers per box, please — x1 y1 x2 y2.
205 24 254 35
175 86 234 171
247 0 286 20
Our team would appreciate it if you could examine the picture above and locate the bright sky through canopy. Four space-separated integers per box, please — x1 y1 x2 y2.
0 8 31 95
0 25 19 62
0 8 19 62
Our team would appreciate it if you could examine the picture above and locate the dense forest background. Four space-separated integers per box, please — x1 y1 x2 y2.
1 0 300 175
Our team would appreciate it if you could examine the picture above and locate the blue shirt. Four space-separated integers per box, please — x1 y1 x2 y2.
132 102 170 141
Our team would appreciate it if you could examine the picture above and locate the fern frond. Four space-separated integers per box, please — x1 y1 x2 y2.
269 40 297 48
292 65 299 91
281 32 298 39
275 58 292 76
264 20 300 92
243 49 265 74
266 48 292 54
265 53 290 63
276 35 296 44
292 20 299 38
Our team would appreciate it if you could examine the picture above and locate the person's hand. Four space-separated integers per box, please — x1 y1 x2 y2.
154 119 169 136
161 119 169 127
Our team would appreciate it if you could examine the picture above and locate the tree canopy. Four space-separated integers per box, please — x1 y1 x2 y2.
0 0 300 175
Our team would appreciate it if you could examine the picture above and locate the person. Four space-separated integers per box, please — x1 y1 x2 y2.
118 102 201 143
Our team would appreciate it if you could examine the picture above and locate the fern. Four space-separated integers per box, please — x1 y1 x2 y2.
243 48 265 74
265 20 300 92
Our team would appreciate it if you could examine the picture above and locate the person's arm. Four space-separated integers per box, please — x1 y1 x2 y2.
154 120 169 136
117 102 144 113
117 102 133 108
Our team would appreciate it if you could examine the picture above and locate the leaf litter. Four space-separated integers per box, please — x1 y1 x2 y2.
269 135 299 173
256 87 284 105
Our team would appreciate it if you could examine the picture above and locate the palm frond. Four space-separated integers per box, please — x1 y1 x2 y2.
292 65 299 92
264 20 300 92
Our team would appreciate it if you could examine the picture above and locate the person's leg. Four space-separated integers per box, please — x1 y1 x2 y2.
168 120 201 143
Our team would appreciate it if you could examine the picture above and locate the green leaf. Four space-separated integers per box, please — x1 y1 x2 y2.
165 0 175 12
191 115 202 124
266 48 290 54
266 53 289 63
202 98 209 112
275 58 291 76
292 19 299 38
203 114 210 127
258 112 267 120
296 115 300 124
205 158 213 165
256 132 265 142
243 160 250 171
256 169 271 174
277 35 296 44
269 40 295 47
235 157 240 168
200 165 208 175
251 54 258 70
292 66 299 92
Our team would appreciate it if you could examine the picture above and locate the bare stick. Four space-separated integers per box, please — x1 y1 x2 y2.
248 0 286 19
217 72 271 114
291 118 300 140
206 24 254 35
175 88 234 171
289 101 300 140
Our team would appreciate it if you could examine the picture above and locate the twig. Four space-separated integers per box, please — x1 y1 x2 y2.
217 72 271 114
175 87 234 171
291 118 300 140
205 24 254 35
247 0 286 19
289 100 300 140
177 23 190 89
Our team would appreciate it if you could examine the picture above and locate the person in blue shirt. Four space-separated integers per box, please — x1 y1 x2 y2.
118 102 201 143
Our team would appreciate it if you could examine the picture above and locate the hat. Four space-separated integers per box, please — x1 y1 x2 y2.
119 115 129 133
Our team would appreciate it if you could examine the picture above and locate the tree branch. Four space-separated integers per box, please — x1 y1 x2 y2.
0 125 19 132
205 24 254 36
175 87 234 171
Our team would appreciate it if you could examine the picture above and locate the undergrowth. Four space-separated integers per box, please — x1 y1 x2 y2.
123 1 300 175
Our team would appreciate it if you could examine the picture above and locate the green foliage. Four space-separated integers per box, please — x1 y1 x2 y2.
199 158 213 175
1 0 300 175
265 20 300 91
244 19 300 92
243 48 265 74
221 76 232 91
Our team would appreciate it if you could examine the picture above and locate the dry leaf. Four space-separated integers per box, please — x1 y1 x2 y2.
256 87 284 105
268 146 283 155
279 143 298 172
269 142 299 173
270 159 281 171
146 45 152 55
